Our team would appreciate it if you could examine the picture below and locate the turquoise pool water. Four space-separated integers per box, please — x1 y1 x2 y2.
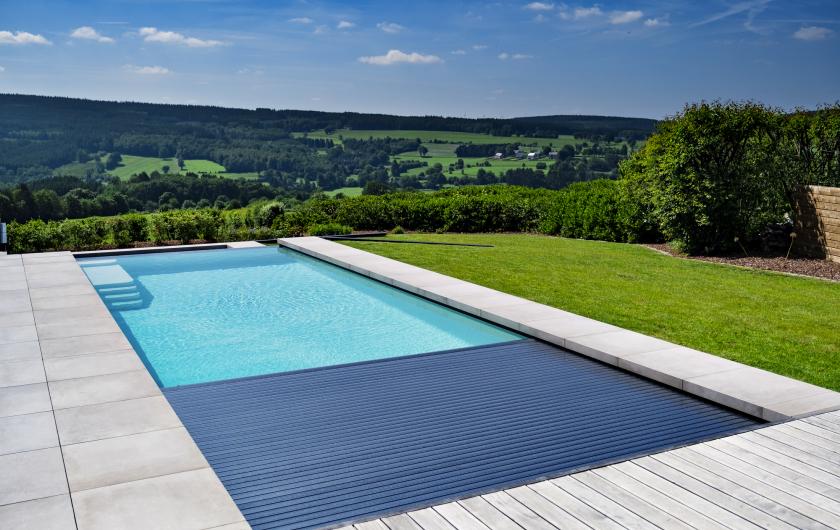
77 247 520 387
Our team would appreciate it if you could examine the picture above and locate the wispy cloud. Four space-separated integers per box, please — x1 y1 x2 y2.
0 31 52 45
377 22 405 34
0 66 5 72
793 26 833 41
124 64 170 75
524 2 554 11
358 49 441 65
337 20 355 29
472 44 487 50
644 17 670 28
314 25 328 35
690 0 770 28
289 17 314 24
451 49 467 55
610 10 643 25
573 6 603 19
139 27 224 47
70 26 114 43
498 52 532 60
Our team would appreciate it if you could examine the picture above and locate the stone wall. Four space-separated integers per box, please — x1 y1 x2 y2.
795 185 840 263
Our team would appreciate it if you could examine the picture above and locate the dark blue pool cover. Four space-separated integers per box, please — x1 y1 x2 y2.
164 339 759 530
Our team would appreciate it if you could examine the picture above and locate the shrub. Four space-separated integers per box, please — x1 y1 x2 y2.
391 225 405 234
308 223 352 236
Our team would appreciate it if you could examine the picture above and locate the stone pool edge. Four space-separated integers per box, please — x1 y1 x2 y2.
279 236 840 423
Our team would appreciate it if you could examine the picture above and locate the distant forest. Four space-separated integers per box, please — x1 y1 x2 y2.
0 94 656 222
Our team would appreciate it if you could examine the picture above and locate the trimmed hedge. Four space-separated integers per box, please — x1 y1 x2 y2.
8 183 651 253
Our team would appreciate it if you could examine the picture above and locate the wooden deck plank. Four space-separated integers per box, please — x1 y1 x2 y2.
592 465 726 529
614 461 764 529
504 485 588 530
785 421 840 445
652 451 805 529
408 508 457 530
554 475 658 530
572 471 694 530
355 521 391 530
481 492 557 530
682 445 840 528
432 502 492 530
766 424 840 454
741 431 840 475
382 513 425 530
803 415 840 434
528 480 622 529
457 497 523 530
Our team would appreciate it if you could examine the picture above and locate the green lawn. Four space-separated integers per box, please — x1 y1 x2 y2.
107 155 256 180
341 233 840 391
324 187 363 197
297 129 579 149
393 153 550 177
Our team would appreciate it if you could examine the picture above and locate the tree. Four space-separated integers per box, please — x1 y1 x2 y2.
161 165 171 174
105 152 122 170
418 145 428 157
362 181 391 195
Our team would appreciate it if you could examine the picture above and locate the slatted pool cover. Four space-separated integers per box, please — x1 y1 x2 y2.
164 339 759 530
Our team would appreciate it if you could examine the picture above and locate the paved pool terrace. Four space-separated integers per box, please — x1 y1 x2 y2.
1 238 839 529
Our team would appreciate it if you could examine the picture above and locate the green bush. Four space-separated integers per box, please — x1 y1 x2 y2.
308 223 352 236
540 180 639 242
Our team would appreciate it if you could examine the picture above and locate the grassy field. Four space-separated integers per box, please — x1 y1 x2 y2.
324 187 364 197
393 154 550 177
297 129 579 149
341 233 840 391
107 155 257 180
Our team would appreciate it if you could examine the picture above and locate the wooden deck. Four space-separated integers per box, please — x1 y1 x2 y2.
338 410 840 530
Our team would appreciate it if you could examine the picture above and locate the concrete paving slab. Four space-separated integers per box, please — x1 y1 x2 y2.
0 340 41 363
207 523 252 530
29 283 97 300
0 324 38 345
32 293 107 311
63 427 209 492
0 447 68 505
617 347 744 389
40 332 132 359
524 314 618 347
0 290 32 314
0 411 58 455
72 468 246 530
34 306 112 326
44 350 142 381
26 272 90 290
36 318 121 341
0 383 52 417
762 390 840 421
565 329 675 365
0 359 46 388
54 396 182 445
0 311 35 328
0 494 76 530
482 302 575 331
49 370 160 410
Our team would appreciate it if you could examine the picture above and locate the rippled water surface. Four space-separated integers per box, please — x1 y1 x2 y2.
78 247 520 387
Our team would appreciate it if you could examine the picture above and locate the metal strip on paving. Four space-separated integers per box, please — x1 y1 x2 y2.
164 339 760 530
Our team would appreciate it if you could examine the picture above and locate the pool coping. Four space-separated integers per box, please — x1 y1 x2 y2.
278 236 840 423
0 241 262 530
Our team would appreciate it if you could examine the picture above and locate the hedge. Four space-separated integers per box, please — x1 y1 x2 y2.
7 182 650 253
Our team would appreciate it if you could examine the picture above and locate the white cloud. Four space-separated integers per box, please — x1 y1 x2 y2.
573 6 602 19
451 49 466 55
793 26 832 41
498 52 532 60
524 2 554 11
377 22 405 34
139 27 223 48
124 64 170 75
0 66 5 72
314 25 328 35
644 17 670 28
0 31 52 45
472 44 487 50
289 17 314 24
610 10 643 24
337 20 355 29
358 49 442 65
690 0 769 28
70 26 114 43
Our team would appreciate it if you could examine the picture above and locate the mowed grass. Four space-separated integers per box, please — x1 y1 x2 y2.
393 154 550 177
341 233 840 391
324 187 363 197
107 155 258 180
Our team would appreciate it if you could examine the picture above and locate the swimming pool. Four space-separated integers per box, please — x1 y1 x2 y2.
77 246 521 387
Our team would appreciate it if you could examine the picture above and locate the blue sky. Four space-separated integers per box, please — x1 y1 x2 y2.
0 1 837 119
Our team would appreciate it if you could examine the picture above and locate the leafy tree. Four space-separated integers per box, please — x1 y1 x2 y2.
418 145 429 157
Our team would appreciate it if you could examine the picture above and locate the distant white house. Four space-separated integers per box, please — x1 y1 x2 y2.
527 152 538 160
493 152 503 159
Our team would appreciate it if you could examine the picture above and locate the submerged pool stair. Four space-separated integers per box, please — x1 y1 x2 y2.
164 339 759 530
